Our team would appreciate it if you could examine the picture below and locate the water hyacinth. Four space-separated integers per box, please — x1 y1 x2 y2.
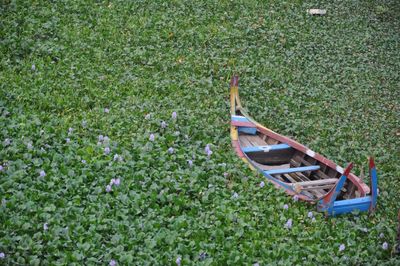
81 160 86 164
168 147 174 154
111 178 121 186
283 204 289 210
285 219 293 229
68 127 73 134
0 252 4 259
223 172 229 178
31 64 36 71
27 142 33 149
104 147 111 155
293 195 299 202
0 165 3 171
106 185 112 193
104 108 110 113
232 192 239 199
307 211 314 218
253 263 260 266
382 242 388 250
379 233 384 238
176 256 181 265
145 113 151 120
39 170 46 177
43 223 48 231
259 181 265 188
82 120 87 127
312 217 316 222
3 138 11 146
113 154 121 161
339 244 346 252
98 135 104 142
109 259 117 266
172 111 177 119
149 134 155 142
66 138 71 143
103 136 110 143
187 160 193 167
161 121 167 129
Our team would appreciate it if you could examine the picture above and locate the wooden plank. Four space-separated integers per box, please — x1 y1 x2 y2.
251 161 290 171
239 135 253 147
302 184 335 190
296 178 337 187
265 165 320 175
291 158 331 180
246 135 268 146
242 144 291 153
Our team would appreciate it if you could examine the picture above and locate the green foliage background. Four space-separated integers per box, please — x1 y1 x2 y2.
0 0 399 265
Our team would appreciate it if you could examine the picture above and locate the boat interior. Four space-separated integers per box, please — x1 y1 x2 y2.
238 130 361 200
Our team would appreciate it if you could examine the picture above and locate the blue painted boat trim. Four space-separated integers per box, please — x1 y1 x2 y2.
242 143 291 153
238 127 257 135
231 115 250 122
265 165 320 175
370 167 378 209
330 197 372 216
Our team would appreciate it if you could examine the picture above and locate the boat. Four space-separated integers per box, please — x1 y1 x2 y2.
229 75 378 216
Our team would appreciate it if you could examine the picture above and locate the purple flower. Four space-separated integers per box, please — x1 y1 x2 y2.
106 185 112 193
176 256 181 265
283 204 289 210
39 170 46 177
31 64 36 71
161 121 167 129
292 195 299 202
168 147 174 154
104 108 110 113
145 113 151 120
113 154 119 161
172 111 177 119
0 252 4 259
66 138 71 143
232 192 239 199
285 219 293 229
223 172 229 178
27 142 33 149
68 127 73 134
259 181 265 188
307 211 314 219
104 147 111 155
187 160 193 167
43 223 48 231
82 120 87 127
379 233 384 238
339 244 345 252
205 144 211 154
253 263 260 266
149 134 155 142
111 178 121 186
312 217 316 222
81 160 86 164
109 259 117 266
103 136 110 143
98 135 104 142
382 242 388 250
0 165 3 171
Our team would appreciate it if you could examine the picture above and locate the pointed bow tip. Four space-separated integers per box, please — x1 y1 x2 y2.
369 157 375 169
230 75 239 87
343 162 353 176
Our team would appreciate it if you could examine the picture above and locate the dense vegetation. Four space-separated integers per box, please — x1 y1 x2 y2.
1 0 399 265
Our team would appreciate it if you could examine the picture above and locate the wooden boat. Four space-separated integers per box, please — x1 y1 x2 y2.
230 76 378 216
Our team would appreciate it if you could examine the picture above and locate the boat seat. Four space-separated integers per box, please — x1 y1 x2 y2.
242 143 291 153
265 165 320 175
